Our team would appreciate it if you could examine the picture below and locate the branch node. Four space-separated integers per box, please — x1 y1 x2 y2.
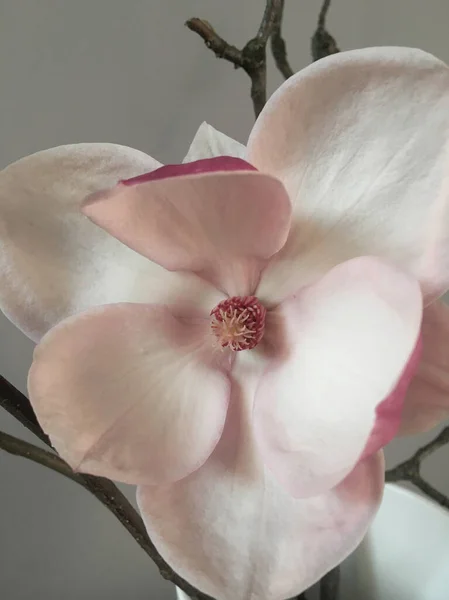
385 426 449 510
186 1 282 117
0 376 212 599
311 0 340 62
185 17 244 68
270 0 294 79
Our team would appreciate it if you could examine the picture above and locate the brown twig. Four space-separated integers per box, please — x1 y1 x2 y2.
0 376 211 600
0 374 50 445
257 0 282 43
320 566 340 600
0 429 153 563
186 0 284 117
311 0 340 61
184 19 245 67
270 0 294 79
386 426 449 510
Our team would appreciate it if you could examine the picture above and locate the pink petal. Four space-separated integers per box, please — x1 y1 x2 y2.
254 257 422 497
83 169 292 297
28 303 231 485
183 122 246 162
0 144 223 341
247 47 449 305
360 335 422 460
400 300 449 434
123 156 256 186
137 357 384 600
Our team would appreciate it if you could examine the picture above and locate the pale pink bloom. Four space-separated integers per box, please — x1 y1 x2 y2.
1 47 449 599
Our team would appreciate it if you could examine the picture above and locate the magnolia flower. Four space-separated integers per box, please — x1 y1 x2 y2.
1 46 449 600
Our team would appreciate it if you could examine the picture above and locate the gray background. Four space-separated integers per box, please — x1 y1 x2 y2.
0 1 448 599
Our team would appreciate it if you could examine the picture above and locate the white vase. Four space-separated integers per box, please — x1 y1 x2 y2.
175 483 449 600
340 483 449 600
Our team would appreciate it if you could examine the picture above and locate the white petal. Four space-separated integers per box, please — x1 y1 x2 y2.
255 257 422 497
28 303 230 485
84 169 291 298
247 47 449 304
138 353 384 600
0 143 223 340
400 300 449 434
183 122 246 162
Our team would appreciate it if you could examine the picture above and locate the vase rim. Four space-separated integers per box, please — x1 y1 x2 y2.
384 482 449 519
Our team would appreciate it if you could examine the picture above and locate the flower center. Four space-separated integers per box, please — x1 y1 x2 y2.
210 296 266 351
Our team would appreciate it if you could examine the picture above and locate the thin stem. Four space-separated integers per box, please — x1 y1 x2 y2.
411 425 449 463
257 0 283 43
0 429 83 478
311 0 340 61
320 566 340 600
0 376 211 600
186 0 283 117
249 66 267 118
184 18 245 67
386 426 449 511
386 426 449 483
0 431 158 560
270 0 294 79
318 0 332 28
0 375 50 445
413 476 449 511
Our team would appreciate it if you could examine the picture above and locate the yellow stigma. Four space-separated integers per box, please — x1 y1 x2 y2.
210 296 266 352
211 308 255 351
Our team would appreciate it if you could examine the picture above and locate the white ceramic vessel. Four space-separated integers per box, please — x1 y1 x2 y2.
175 484 449 600
340 484 449 600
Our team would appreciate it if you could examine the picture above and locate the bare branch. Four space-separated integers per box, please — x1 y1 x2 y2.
320 566 340 600
257 0 284 43
0 376 211 599
249 67 267 118
0 375 50 445
413 476 449 510
186 1 283 117
318 0 332 28
270 0 294 80
409 425 449 463
185 18 245 67
0 429 82 479
311 0 340 61
0 431 159 563
386 426 449 511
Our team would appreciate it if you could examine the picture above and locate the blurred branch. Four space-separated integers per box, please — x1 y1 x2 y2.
0 429 82 479
256 0 282 43
270 0 294 79
412 476 449 510
311 0 340 61
386 426 449 510
186 0 284 117
0 374 50 445
184 19 245 67
320 566 340 600
0 376 212 600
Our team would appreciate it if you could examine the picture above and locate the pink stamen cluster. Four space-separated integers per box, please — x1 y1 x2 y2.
210 296 266 351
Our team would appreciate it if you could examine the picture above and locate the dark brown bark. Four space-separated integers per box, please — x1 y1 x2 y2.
271 0 294 79
311 0 340 61
0 376 212 600
186 0 284 117
386 426 449 510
